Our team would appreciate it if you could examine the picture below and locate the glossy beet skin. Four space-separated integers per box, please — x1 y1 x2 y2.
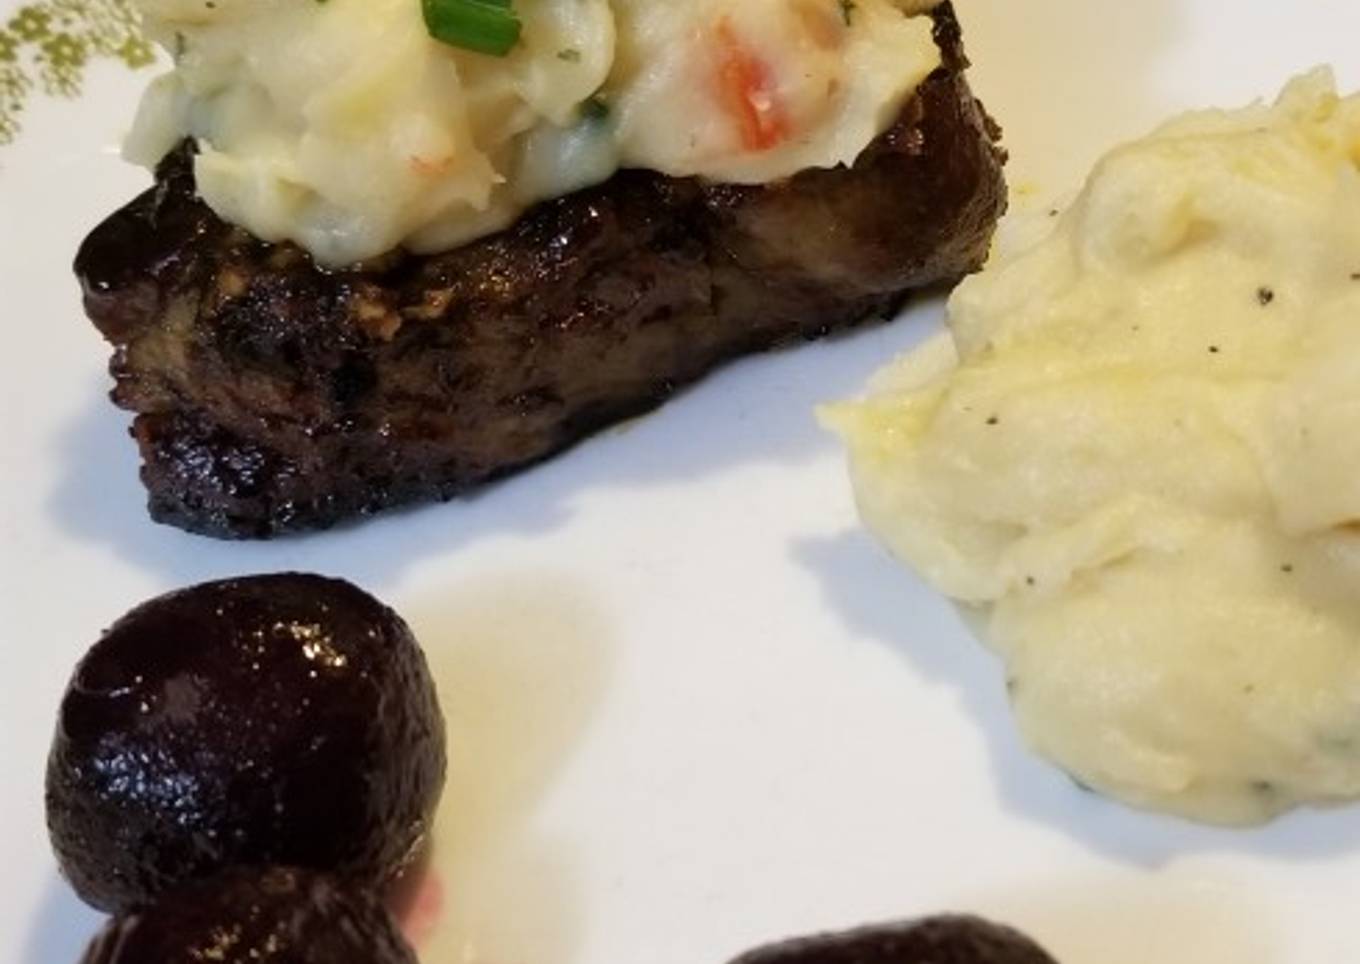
46 574 446 915
729 916 1060 964
80 867 419 964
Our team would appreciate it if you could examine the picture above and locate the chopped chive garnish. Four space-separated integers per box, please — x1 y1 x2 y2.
422 0 521 57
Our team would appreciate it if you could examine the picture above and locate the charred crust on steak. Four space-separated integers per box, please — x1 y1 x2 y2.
75 3 1006 539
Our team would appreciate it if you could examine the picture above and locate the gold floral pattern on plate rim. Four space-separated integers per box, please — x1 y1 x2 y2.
1 0 153 147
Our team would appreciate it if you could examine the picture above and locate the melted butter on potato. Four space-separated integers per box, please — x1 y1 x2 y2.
828 69 1360 825
124 0 940 266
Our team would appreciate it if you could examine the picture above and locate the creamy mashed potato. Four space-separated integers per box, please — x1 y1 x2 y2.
125 0 941 266
828 69 1360 825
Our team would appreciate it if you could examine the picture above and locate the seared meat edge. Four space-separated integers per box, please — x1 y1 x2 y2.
76 3 1006 539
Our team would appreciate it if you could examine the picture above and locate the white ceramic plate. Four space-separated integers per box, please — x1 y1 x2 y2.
4 3 1360 962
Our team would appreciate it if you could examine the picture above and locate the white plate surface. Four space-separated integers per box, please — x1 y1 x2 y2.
4 2 1360 962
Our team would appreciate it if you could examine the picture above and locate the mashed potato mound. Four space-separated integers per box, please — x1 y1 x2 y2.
126 0 939 266
829 69 1360 825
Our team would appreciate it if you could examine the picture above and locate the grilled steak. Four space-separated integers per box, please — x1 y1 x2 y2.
76 4 1005 539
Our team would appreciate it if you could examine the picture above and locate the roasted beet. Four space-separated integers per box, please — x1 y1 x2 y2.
80 866 418 964
729 916 1060 964
46 573 446 914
